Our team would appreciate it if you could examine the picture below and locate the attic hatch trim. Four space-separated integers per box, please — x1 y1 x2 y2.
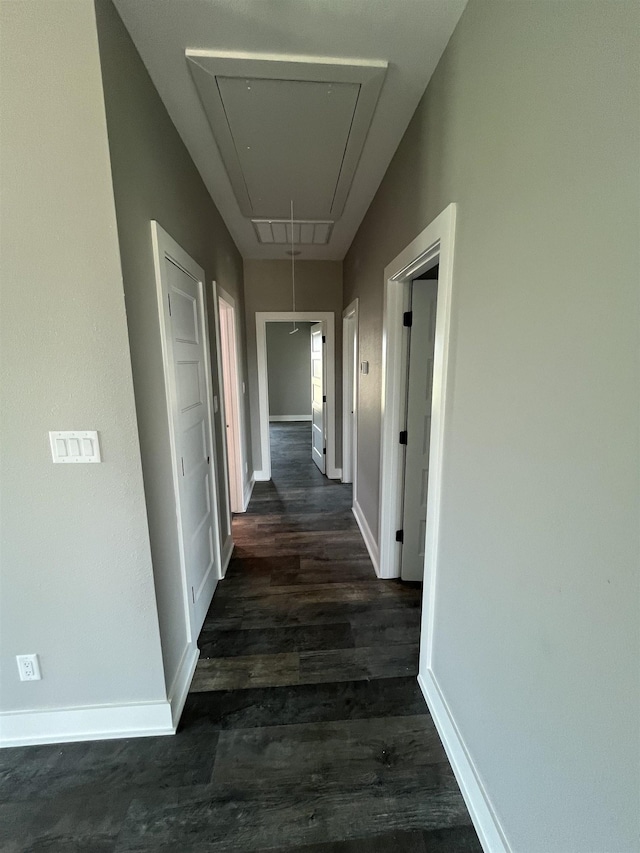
186 50 387 224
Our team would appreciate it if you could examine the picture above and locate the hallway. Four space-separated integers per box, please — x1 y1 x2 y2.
176 422 483 851
0 425 482 852
192 422 423 692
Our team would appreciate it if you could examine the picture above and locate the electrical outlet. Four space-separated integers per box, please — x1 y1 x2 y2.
17 654 41 681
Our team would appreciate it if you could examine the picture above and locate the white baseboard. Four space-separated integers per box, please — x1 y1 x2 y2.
221 534 234 576
166 642 199 731
0 699 174 748
254 469 269 482
328 466 342 480
417 670 510 853
242 474 255 510
269 415 312 422
352 499 380 576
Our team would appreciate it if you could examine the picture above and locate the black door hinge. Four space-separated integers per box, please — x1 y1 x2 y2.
322 395 326 403
399 430 408 445
323 447 326 455
322 335 326 343
396 529 404 543
167 293 172 316
403 311 412 327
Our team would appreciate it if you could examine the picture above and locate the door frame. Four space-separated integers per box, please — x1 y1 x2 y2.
255 311 339 481
342 299 359 490
214 284 250 514
151 221 224 646
378 203 457 586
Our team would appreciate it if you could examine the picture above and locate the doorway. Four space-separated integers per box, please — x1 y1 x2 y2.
400 268 438 581
378 203 457 587
264 320 320 470
216 285 248 513
255 311 340 481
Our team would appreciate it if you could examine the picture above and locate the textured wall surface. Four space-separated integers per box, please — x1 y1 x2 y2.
344 2 640 850
0 0 166 713
95 0 250 691
266 323 312 418
244 260 343 472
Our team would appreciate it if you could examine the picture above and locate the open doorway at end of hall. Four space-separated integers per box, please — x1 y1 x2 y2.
265 320 325 478
255 311 339 483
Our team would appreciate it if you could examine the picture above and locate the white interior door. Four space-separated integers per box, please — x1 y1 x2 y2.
153 223 221 636
310 322 326 474
218 297 243 513
401 279 438 581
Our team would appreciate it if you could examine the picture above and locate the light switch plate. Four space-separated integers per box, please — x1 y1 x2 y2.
360 361 369 375
49 431 101 463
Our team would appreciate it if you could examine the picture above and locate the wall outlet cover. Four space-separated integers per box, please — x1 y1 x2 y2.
17 654 41 681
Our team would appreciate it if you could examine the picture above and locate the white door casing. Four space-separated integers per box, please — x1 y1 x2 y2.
151 221 221 639
217 290 244 512
401 280 438 581
378 204 456 581
255 312 339 481
310 322 326 474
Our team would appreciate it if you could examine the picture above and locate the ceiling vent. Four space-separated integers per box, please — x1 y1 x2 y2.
186 51 387 224
252 219 334 246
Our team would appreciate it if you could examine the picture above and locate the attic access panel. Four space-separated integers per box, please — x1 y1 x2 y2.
186 51 387 221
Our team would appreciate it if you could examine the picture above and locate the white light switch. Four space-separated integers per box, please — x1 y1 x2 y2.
49 431 101 463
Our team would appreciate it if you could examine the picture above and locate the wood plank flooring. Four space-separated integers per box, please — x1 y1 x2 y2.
0 424 482 852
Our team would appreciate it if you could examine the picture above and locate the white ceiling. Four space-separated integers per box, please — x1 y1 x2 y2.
112 0 467 260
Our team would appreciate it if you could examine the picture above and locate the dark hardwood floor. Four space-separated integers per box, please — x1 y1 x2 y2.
0 423 482 853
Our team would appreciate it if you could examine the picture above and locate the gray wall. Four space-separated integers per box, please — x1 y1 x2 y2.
94 0 251 692
0 1 166 713
244 260 343 472
344 2 640 851
267 323 312 418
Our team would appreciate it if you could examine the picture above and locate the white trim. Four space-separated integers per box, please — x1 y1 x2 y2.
150 221 223 641
269 414 312 422
0 700 174 748
418 672 510 853
378 203 457 580
166 642 199 731
186 50 386 220
256 312 339 480
243 474 255 511
352 499 380 576
221 533 234 576
217 285 248 514
211 281 235 528
342 299 359 489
